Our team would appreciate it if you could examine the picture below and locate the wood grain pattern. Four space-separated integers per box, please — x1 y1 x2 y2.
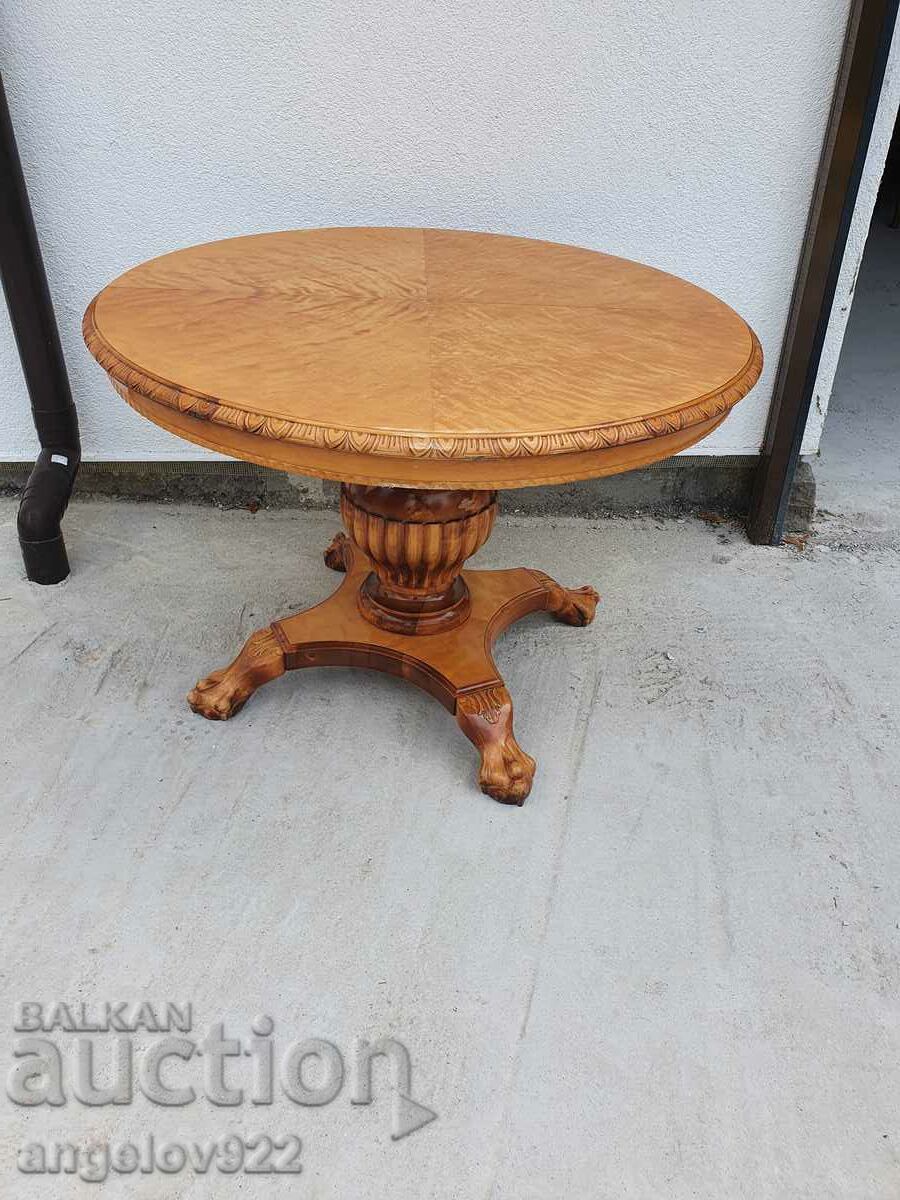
340 484 497 633
83 227 762 488
95 228 760 803
340 485 496 592
116 383 731 488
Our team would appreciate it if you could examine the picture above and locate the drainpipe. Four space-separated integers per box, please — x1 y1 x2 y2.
0 72 80 584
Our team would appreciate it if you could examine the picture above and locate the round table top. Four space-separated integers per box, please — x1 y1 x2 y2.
84 227 762 490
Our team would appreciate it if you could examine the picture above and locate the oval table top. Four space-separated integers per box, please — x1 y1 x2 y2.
84 227 762 490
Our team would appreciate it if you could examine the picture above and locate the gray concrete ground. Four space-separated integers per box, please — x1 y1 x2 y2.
2 490 899 1198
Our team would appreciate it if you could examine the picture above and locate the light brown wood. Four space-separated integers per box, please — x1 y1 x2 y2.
187 528 598 804
116 385 731 489
83 227 762 489
84 227 762 804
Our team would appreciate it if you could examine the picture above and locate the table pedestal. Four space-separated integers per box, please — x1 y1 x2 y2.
188 486 598 804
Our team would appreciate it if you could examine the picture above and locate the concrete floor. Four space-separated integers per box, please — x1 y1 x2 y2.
3 493 900 1198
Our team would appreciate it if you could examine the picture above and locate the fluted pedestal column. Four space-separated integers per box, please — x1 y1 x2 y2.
188 486 599 805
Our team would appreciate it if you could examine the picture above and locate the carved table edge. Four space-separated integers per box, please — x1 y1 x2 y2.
83 302 763 462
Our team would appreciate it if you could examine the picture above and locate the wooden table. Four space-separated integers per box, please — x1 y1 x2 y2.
84 228 762 804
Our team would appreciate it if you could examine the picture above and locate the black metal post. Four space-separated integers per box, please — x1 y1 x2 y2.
0 71 80 583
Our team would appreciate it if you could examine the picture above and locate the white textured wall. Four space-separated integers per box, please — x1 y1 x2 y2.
803 15 900 454
1 0 851 462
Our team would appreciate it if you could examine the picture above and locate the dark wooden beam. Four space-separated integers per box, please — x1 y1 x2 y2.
747 0 899 544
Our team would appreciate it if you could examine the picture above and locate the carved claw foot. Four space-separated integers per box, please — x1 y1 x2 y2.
188 627 286 720
324 531 351 572
534 572 600 627
456 685 536 806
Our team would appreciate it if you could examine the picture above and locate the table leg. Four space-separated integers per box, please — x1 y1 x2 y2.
187 627 285 720
187 485 599 805
456 684 536 805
